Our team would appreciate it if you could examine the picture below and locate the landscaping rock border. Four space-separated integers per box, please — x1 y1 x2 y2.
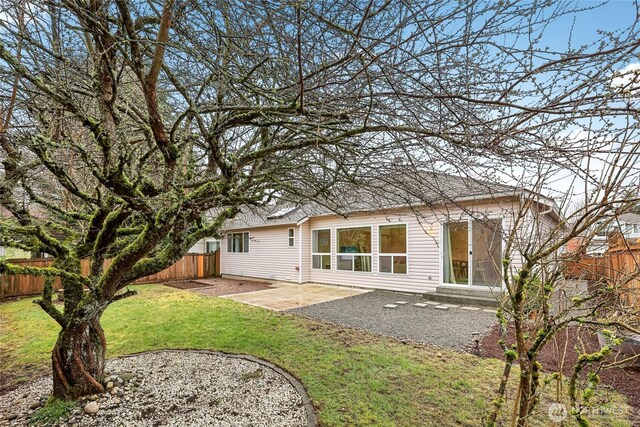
0 350 316 427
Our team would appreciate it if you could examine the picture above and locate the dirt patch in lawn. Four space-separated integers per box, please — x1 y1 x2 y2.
478 323 640 419
187 277 273 297
163 281 212 290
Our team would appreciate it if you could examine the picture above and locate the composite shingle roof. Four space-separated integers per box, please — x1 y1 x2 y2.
223 170 526 231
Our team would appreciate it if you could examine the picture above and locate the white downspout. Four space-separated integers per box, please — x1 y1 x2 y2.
296 217 309 285
298 223 303 284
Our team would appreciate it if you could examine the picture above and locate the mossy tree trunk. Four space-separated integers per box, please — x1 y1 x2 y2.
52 314 106 399
49 261 109 400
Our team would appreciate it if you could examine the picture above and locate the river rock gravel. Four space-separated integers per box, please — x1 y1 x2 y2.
0 350 307 427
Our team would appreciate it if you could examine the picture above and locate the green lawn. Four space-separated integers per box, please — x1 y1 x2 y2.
0 285 631 426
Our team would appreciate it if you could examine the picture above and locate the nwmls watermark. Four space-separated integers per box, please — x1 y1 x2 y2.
547 402 628 422
547 403 568 422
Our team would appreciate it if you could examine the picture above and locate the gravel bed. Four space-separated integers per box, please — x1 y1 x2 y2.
288 290 497 350
0 351 307 427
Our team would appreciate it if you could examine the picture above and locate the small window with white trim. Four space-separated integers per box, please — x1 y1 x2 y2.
227 232 249 253
379 224 407 274
312 229 331 269
288 228 295 247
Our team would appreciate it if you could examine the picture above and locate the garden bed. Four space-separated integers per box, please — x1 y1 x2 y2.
479 324 640 422
187 277 273 297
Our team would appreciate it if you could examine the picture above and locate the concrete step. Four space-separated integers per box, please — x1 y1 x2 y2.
436 285 503 298
423 291 503 308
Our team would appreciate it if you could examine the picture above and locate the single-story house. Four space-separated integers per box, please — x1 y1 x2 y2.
220 172 560 295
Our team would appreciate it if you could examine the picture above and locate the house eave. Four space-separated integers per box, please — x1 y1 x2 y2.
296 216 310 226
223 191 560 231
223 221 301 232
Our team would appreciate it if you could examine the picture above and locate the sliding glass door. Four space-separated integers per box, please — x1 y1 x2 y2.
442 219 502 287
471 220 502 287
442 222 469 284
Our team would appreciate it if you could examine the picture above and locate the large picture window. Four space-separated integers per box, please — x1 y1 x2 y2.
227 232 249 253
337 227 372 272
442 220 502 286
312 229 331 270
379 224 407 274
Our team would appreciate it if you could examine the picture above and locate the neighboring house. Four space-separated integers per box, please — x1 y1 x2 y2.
220 172 560 295
188 238 221 254
584 213 640 255
620 213 640 238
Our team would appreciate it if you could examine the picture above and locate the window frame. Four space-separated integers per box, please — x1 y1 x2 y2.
439 218 504 288
378 223 408 275
288 228 295 247
227 231 250 253
205 240 219 253
311 228 332 270
335 225 373 273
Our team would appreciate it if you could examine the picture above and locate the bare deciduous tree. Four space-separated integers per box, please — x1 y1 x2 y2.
0 1 639 414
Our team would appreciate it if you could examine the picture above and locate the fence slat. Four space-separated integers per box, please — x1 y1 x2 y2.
0 250 220 299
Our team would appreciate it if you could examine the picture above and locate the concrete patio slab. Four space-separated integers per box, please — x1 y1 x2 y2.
220 283 371 311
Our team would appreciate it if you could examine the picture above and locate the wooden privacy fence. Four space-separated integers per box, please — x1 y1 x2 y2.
564 255 608 282
565 239 640 307
0 252 220 299
607 241 640 307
